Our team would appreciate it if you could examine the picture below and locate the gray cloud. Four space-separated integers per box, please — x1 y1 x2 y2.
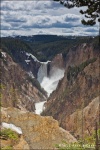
1 1 98 37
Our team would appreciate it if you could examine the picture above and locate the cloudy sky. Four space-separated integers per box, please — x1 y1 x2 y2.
1 0 99 37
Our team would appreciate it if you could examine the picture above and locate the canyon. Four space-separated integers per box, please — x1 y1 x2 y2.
0 35 99 149
42 40 99 138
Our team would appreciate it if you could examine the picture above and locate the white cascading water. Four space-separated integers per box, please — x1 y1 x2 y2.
36 60 65 115
35 101 46 115
37 62 49 83
40 68 64 96
25 52 65 114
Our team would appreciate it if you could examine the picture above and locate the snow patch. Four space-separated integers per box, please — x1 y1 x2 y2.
1 52 6 58
26 52 39 62
28 71 34 79
26 52 51 64
25 60 31 64
2 122 22 134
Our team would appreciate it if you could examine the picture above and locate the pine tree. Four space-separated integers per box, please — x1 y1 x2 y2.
54 0 100 25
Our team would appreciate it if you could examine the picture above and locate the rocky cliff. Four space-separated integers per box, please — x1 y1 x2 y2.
64 96 99 138
42 39 100 138
0 49 47 112
1 107 77 149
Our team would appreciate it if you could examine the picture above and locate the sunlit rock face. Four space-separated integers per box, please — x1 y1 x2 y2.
1 107 77 149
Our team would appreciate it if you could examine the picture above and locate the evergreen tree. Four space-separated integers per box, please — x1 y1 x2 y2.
54 0 100 25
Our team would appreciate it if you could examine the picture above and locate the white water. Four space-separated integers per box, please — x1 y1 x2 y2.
37 61 65 96
35 101 46 115
37 63 48 83
35 68 64 115
41 68 64 96
25 52 65 114
2 122 22 134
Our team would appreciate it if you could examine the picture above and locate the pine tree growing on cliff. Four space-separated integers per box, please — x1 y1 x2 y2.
54 0 100 25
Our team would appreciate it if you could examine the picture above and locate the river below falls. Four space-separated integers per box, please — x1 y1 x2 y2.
35 101 46 115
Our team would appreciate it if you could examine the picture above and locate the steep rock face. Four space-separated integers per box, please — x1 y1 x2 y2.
16 51 41 78
42 41 100 137
1 107 77 149
64 96 99 138
0 49 47 112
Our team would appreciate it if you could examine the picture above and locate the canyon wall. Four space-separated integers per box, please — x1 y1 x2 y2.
0 49 47 112
42 41 100 137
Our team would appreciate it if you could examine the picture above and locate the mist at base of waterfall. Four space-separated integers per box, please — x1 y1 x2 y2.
41 68 65 96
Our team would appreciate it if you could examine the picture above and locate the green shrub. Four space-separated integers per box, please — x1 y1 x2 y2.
1 146 13 150
67 58 97 81
0 128 18 140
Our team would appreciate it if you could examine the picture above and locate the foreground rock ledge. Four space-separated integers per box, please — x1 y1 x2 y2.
1 107 77 149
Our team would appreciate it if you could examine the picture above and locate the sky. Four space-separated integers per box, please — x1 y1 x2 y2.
1 0 99 37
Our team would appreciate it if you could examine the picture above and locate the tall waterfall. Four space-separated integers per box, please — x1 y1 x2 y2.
37 62 49 83
36 60 65 115
37 62 65 96
41 68 64 96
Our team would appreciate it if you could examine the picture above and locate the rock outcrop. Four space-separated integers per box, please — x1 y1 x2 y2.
0 134 30 150
1 107 77 149
13 136 30 150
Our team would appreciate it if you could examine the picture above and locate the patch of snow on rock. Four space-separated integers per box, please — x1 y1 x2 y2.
2 122 22 134
25 60 31 64
1 52 6 58
26 52 39 62
28 71 34 79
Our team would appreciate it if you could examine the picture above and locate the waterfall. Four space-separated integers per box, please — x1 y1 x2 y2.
37 62 50 83
38 63 65 96
36 61 65 115
41 68 65 96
